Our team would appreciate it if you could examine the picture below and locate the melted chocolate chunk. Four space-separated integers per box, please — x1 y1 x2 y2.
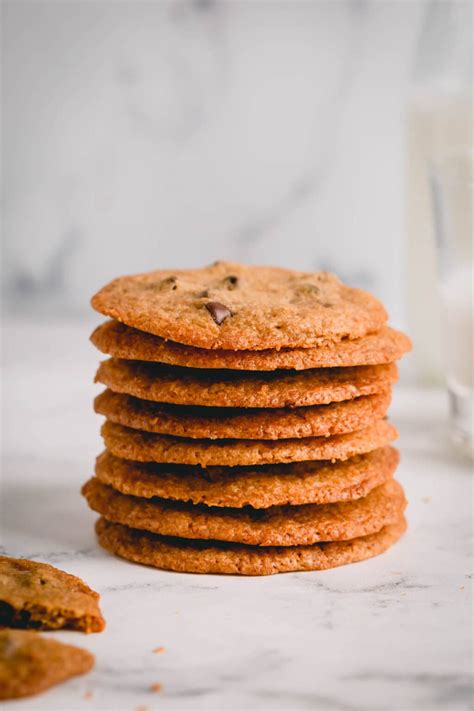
205 301 232 325
297 282 321 295
148 276 177 291
162 276 177 290
222 275 239 290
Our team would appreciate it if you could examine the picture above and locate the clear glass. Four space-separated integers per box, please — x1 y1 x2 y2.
431 150 473 459
406 0 472 383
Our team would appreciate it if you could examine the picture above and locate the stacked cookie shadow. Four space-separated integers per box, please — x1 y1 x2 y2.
83 262 411 576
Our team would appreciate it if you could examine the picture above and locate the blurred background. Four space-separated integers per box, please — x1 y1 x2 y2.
2 0 473 383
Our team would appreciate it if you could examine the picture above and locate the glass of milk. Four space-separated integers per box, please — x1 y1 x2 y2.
431 150 473 458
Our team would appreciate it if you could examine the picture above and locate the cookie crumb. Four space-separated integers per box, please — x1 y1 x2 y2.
150 683 162 693
84 690 94 699
422 496 431 503
152 646 165 654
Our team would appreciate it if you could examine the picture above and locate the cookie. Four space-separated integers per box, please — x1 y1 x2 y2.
0 629 94 700
91 321 412 371
95 359 398 409
101 419 398 467
94 447 399 508
95 516 407 575
0 556 105 633
94 389 392 440
83 478 406 546
91 262 387 350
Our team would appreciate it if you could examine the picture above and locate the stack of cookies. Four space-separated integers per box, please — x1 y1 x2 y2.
83 262 411 576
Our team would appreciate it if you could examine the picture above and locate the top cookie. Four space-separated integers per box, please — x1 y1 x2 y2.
91 262 387 350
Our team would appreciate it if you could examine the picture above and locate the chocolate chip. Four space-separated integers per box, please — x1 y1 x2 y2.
148 276 177 291
222 275 239 290
297 282 321 295
197 289 209 298
162 276 177 290
205 301 232 325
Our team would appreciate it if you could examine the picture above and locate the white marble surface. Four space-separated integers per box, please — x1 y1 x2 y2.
1 320 472 711
3 0 436 327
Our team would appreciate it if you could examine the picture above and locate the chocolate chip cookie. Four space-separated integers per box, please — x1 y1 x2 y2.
95 359 398 409
101 419 398 467
91 262 387 350
83 478 406 547
94 389 392 440
95 516 407 576
0 629 94 700
0 557 105 633
91 320 412 370
94 447 399 508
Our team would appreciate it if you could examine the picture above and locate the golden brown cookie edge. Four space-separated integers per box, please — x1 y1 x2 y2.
90 321 412 370
83 478 406 547
90 262 388 350
93 446 399 508
0 629 94 700
94 516 407 576
0 556 105 634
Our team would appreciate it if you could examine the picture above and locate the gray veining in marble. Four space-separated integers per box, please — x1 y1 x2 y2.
3 0 451 328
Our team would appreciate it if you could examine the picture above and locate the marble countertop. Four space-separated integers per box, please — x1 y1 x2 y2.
2 320 472 711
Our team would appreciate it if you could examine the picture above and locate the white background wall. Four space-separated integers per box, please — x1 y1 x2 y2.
1 0 471 356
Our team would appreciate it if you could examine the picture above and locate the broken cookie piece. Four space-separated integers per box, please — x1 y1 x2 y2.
0 628 94 700
0 556 105 633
